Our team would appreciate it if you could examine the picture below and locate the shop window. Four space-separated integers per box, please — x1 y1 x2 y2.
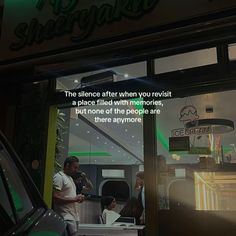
68 102 143 166
228 43 236 61
168 179 195 210
56 61 147 91
156 89 236 212
195 172 236 211
155 48 217 74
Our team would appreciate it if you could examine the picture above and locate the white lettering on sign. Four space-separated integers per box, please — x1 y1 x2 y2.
171 126 212 137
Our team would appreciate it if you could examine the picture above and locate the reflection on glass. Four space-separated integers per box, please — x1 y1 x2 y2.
195 172 236 211
0 146 33 219
69 98 144 165
156 90 236 212
155 48 217 74
56 61 147 91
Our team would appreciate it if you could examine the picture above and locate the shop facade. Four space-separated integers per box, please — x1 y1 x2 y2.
1 1 236 235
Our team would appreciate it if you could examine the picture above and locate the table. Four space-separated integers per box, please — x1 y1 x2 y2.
78 224 145 236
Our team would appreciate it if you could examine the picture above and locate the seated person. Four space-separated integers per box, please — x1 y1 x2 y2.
73 171 93 194
119 197 143 225
101 196 117 224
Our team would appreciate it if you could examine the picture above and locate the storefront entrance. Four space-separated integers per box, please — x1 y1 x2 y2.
2 1 236 235
48 46 236 234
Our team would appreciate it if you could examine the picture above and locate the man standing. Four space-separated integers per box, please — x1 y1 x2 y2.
135 171 145 224
53 156 84 236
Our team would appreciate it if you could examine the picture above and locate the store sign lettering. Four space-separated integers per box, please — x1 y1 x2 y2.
171 126 212 137
10 0 159 51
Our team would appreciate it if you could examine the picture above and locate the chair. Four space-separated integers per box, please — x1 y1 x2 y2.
98 215 104 224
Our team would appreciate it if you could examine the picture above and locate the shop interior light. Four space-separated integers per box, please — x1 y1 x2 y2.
81 70 117 88
185 118 234 134
68 151 112 157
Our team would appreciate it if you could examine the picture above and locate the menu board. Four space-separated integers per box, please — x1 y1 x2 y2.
169 136 190 151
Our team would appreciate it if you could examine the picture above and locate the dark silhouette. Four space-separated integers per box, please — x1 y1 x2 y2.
73 171 93 194
120 197 143 225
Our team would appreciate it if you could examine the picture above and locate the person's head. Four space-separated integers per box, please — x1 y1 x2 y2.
135 171 144 189
63 156 79 177
101 196 116 211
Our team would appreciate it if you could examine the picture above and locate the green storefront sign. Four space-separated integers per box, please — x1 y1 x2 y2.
10 0 159 50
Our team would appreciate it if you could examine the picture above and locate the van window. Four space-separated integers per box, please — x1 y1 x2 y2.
0 168 16 235
0 171 15 223
0 141 33 220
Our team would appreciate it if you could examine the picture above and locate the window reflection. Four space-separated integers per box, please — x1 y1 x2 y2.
156 90 236 211
155 48 217 74
195 172 236 211
56 61 147 91
0 144 33 219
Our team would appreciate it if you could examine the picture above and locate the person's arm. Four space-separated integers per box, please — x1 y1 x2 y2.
81 172 94 190
140 187 145 224
141 187 145 209
53 190 84 204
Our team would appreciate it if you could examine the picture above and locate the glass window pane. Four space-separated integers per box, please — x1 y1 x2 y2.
0 141 34 220
156 90 236 211
228 43 236 61
155 48 217 74
55 95 144 223
56 61 147 91
69 97 143 166
195 172 236 210
0 170 15 223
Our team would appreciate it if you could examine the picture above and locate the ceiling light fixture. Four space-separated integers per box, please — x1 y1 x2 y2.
81 70 117 88
185 118 234 134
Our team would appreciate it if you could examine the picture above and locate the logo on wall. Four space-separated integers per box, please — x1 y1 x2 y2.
179 105 199 125
171 105 211 137
10 0 159 51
